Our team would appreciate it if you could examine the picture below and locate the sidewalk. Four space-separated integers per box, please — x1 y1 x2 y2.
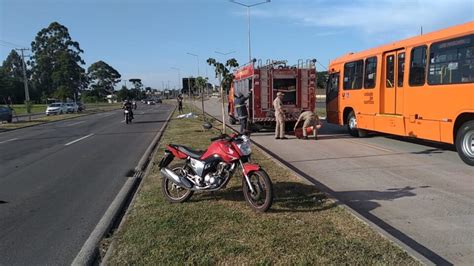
195 98 474 265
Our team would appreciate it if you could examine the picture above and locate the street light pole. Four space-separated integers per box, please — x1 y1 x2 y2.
230 0 271 63
186 52 200 76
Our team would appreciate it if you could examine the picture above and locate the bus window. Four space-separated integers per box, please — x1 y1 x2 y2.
398 52 405 87
386 55 395 88
409 45 427 86
364 57 377 89
428 34 474 84
343 60 363 90
326 72 339 103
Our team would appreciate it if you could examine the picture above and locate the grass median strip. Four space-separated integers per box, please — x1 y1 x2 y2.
0 104 121 131
104 105 418 264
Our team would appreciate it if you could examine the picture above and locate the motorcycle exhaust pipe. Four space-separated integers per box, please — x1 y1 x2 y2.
160 168 193 189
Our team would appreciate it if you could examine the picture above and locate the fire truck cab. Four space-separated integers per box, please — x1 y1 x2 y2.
229 59 317 131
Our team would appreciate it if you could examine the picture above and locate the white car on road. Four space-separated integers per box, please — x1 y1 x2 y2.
66 102 79 113
46 102 68 115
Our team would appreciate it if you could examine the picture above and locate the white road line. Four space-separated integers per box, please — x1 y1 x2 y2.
0 138 18 144
120 119 125 123
67 121 86 126
64 134 94 146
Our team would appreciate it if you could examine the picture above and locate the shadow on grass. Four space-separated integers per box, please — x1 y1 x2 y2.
190 181 335 213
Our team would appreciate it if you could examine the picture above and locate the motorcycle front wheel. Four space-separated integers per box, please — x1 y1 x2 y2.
242 170 273 212
161 164 194 203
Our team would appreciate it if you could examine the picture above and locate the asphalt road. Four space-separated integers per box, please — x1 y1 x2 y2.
197 98 473 265
0 103 174 265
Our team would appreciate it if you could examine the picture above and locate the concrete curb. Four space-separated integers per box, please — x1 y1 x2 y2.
71 104 176 266
100 107 173 265
198 105 434 266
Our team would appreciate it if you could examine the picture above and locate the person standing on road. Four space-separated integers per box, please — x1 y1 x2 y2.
294 110 320 140
177 94 184 114
273 91 287 139
234 89 252 134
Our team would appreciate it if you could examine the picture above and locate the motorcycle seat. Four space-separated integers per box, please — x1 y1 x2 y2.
171 144 205 159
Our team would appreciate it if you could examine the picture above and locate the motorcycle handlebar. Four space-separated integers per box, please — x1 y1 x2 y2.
210 134 228 142
210 133 242 142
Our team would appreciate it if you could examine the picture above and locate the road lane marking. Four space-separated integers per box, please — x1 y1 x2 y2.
67 121 85 126
120 119 125 123
64 133 94 146
0 138 18 144
343 139 395 153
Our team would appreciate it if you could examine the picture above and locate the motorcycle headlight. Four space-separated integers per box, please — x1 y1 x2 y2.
237 138 252 156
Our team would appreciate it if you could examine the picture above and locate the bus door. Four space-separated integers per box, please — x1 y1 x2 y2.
326 72 340 124
381 50 405 114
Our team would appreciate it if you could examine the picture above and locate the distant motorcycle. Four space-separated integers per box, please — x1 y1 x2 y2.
159 133 273 212
124 109 132 124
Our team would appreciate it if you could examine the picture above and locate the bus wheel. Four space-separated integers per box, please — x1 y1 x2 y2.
347 111 367 137
456 120 474 166
229 116 237 125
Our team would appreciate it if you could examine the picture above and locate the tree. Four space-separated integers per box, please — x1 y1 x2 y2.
87 60 121 98
116 85 130 101
2 50 23 79
195 76 208 119
128 79 143 90
317 71 328 90
30 22 86 101
0 50 26 103
207 58 239 132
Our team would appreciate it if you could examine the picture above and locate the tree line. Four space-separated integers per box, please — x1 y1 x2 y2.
0 22 142 105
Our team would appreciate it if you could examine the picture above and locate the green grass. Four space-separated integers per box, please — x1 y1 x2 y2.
9 104 47 115
104 105 418 265
7 102 121 115
0 103 121 131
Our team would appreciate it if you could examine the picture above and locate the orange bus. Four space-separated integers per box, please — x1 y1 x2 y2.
326 21 474 165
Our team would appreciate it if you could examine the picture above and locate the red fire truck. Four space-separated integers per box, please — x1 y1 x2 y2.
229 59 317 131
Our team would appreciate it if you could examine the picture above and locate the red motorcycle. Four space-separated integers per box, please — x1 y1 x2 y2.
159 133 273 212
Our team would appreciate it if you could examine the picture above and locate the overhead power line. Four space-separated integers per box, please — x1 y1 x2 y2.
0 39 28 48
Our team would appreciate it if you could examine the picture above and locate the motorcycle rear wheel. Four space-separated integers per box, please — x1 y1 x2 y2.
161 164 194 203
242 170 273 212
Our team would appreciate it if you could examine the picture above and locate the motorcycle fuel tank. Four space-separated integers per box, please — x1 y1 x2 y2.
201 140 239 162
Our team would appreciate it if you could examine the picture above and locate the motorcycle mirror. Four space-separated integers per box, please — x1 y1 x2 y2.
202 122 213 130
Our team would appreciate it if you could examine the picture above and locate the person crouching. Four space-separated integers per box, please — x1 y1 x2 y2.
294 110 320 140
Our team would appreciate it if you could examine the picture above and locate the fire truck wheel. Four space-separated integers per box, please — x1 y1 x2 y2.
229 116 237 125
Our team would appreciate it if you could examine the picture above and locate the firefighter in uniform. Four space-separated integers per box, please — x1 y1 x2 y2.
273 92 287 139
234 90 252 134
294 110 320 140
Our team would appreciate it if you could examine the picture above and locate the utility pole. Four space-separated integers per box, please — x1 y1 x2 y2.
230 0 271 64
16 48 31 119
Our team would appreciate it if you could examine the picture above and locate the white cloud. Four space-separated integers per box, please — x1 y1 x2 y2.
248 0 473 38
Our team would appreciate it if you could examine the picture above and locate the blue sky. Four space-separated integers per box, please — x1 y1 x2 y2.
1 0 473 89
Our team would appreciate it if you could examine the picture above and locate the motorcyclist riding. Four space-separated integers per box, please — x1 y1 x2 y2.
122 99 134 120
